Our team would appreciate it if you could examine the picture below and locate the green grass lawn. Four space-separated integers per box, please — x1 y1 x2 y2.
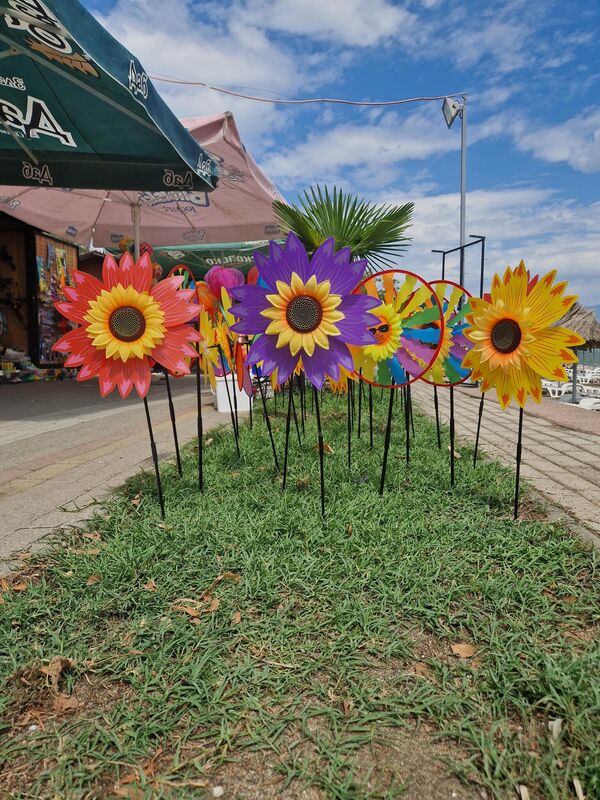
1 388 598 800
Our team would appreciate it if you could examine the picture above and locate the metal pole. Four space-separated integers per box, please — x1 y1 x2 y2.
131 203 141 260
571 360 578 403
459 95 467 287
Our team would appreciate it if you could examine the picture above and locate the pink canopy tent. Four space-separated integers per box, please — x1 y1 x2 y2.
0 112 283 249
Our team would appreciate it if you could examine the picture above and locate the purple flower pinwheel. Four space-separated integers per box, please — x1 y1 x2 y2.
230 232 379 389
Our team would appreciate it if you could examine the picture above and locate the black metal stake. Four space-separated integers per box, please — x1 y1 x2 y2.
379 384 395 495
350 380 355 429
299 373 306 432
163 371 182 477
347 383 352 470
282 377 294 490
143 396 165 518
290 376 302 447
229 347 240 439
514 407 524 520
368 383 373 449
195 355 204 492
258 378 279 472
449 385 456 487
408 381 415 439
218 345 240 458
433 385 442 449
473 392 486 467
358 370 363 438
313 386 326 517
404 386 411 466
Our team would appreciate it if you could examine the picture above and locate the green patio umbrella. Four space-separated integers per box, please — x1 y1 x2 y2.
0 0 219 192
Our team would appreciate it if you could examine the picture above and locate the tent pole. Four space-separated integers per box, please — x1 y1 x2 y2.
132 203 141 259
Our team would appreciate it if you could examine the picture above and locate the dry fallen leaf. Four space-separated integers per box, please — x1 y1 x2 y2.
518 786 531 800
451 643 476 659
0 577 10 592
205 436 214 446
83 531 102 541
548 718 563 742
113 787 144 800
414 662 430 677
86 575 101 586
231 610 242 625
40 656 74 692
53 693 80 712
323 442 334 455
206 597 220 613
13 581 28 592
573 778 585 800
143 579 157 593
172 605 200 618
561 595 577 604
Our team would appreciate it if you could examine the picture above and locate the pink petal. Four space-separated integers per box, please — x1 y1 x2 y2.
150 277 200 326
54 301 88 324
77 349 106 381
152 326 198 373
102 253 120 289
130 358 152 398
115 251 153 292
67 270 104 302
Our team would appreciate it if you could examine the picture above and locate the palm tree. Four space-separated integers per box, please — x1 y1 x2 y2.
273 185 413 273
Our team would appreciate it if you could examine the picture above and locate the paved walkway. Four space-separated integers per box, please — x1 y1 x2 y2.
0 377 228 567
411 382 600 539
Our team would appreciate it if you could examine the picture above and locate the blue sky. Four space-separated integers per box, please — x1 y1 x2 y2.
85 0 600 302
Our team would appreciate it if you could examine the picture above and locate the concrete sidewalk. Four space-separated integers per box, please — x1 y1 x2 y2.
411 382 600 539
0 377 227 566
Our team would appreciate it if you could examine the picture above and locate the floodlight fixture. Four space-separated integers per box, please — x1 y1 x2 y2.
442 97 463 129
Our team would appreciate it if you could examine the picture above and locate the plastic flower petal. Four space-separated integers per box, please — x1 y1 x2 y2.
462 262 585 409
230 232 379 389
422 281 473 386
352 270 444 387
53 252 199 399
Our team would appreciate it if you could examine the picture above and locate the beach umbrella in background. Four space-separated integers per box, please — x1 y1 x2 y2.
0 111 281 252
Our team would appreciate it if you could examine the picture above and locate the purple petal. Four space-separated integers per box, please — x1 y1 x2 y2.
229 284 267 305
302 345 334 389
327 337 355 373
282 231 311 282
405 338 437 364
309 238 336 284
246 333 299 381
397 343 426 376
330 255 368 295
230 310 268 336
336 295 380 345
254 244 292 291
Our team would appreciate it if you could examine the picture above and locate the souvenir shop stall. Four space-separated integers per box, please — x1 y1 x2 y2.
0 214 78 383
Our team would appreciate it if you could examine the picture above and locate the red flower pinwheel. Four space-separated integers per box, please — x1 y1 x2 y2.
53 252 200 398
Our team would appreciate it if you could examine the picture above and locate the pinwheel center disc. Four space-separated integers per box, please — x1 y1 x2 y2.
286 295 323 333
491 318 521 354
108 306 146 342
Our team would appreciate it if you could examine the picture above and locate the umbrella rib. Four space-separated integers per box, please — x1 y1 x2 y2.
0 116 39 163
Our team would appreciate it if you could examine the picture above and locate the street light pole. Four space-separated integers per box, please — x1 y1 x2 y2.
459 95 467 287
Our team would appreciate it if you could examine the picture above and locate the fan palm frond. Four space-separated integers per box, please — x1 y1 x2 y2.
274 185 413 272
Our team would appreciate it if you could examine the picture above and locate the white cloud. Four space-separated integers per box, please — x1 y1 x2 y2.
514 108 600 173
374 186 600 301
92 0 335 144
235 0 423 47
262 105 461 189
